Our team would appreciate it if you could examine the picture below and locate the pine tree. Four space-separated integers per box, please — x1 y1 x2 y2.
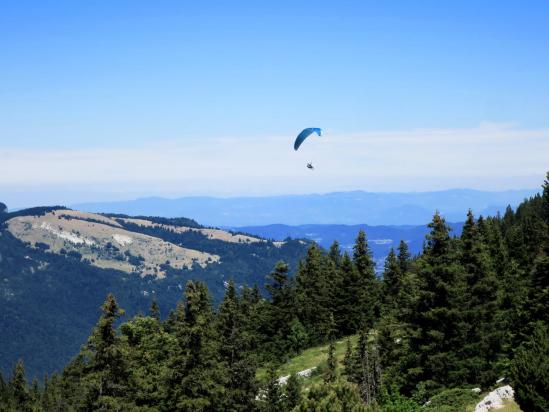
328 240 342 267
352 230 380 329
165 281 225 411
457 210 501 386
263 365 283 412
343 338 353 378
346 330 381 405
404 212 465 393
332 252 362 335
150 297 161 321
382 248 402 312
284 373 302 410
324 340 337 383
295 243 333 342
67 294 134 410
510 323 549 412
541 171 549 224
218 280 258 411
397 240 411 274
266 261 296 353
9 360 30 411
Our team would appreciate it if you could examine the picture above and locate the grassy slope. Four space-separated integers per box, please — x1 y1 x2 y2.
259 337 523 412
257 336 358 387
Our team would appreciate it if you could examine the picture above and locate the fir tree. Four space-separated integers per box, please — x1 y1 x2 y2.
76 293 134 410
328 240 342 267
397 240 411 274
9 360 30 411
165 281 225 411
324 340 337 383
284 373 302 410
352 230 379 328
541 171 549 224
382 248 402 312
266 261 296 353
263 365 283 412
343 338 353 378
218 280 258 411
404 212 465 393
510 323 549 412
457 210 501 386
150 297 161 321
295 243 333 342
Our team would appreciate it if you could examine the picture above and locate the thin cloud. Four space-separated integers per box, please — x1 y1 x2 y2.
1 124 547 204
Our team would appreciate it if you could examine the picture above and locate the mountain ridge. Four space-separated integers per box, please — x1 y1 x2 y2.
73 188 537 226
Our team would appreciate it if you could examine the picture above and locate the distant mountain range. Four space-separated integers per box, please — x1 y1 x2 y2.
74 189 538 227
231 222 464 270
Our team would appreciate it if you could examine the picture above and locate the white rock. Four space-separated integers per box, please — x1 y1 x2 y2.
472 388 481 394
278 375 290 385
474 385 514 412
297 367 316 378
112 233 133 246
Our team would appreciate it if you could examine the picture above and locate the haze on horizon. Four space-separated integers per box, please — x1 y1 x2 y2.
1 1 548 208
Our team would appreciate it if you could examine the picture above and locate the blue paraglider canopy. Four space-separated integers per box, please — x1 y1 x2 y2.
294 128 322 151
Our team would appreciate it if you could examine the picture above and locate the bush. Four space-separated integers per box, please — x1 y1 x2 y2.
425 388 479 412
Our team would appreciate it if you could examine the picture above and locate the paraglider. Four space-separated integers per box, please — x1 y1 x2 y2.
294 128 322 170
294 128 322 151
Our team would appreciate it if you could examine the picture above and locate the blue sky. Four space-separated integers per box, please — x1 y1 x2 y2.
1 1 548 207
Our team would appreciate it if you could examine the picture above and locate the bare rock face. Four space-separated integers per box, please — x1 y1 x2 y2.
475 385 514 412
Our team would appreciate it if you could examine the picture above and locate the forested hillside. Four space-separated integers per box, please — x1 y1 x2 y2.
0 209 308 380
0 173 548 411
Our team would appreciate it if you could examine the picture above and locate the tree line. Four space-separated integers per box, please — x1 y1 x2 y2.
1 173 548 411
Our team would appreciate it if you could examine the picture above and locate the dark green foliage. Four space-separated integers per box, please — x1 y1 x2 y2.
2 171 549 411
295 243 333 342
352 230 380 329
217 280 259 411
8 361 30 411
0 202 6 214
397 240 411 275
284 373 302 410
0 210 308 379
424 388 479 412
293 381 368 411
403 213 466 393
510 323 549 412
262 365 284 412
382 248 402 312
324 340 337 384
165 281 225 411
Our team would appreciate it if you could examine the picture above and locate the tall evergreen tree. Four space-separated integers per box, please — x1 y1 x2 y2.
328 240 342 268
457 210 501 386
543 171 549 223
165 281 225 411
352 230 380 328
404 212 465 393
284 373 302 411
324 340 337 384
397 240 411 274
76 293 134 410
265 261 296 354
382 248 402 312
9 360 30 411
332 252 361 335
218 280 258 411
295 243 333 342
262 365 283 412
